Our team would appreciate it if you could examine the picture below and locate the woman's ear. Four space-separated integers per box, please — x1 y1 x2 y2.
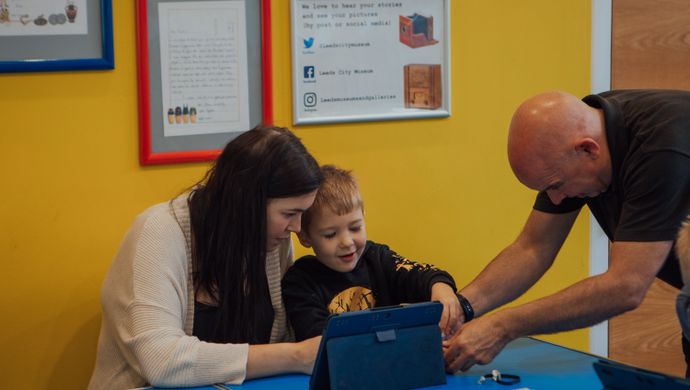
297 231 312 248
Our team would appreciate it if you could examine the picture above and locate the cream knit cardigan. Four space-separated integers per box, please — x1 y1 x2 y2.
88 194 293 389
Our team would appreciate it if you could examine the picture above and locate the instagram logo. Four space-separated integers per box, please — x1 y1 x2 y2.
304 92 317 107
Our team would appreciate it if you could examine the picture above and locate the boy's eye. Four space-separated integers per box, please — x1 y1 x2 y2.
283 212 297 218
350 226 361 232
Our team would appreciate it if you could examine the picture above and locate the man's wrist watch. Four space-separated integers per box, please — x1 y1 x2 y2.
456 293 475 322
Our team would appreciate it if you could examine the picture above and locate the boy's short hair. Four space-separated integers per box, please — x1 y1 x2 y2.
302 165 364 232
678 216 690 286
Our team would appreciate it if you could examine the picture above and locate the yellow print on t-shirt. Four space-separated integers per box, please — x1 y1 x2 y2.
392 253 438 272
328 286 375 313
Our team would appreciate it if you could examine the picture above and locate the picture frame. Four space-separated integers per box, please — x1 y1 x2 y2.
0 0 114 73
291 0 450 125
136 0 272 165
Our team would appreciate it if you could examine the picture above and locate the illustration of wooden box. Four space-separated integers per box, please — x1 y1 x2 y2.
404 64 442 110
399 14 438 48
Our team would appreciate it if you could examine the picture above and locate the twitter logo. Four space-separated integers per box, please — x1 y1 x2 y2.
303 37 315 49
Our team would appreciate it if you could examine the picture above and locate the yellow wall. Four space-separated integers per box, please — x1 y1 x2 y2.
0 1 591 388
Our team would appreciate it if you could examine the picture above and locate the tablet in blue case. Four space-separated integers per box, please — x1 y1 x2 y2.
593 359 690 389
310 301 446 390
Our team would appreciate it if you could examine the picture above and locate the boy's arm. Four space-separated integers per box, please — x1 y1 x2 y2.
431 281 463 337
377 244 457 303
282 267 330 342
376 243 460 335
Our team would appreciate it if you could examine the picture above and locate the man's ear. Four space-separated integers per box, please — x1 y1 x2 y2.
297 231 312 248
576 138 600 159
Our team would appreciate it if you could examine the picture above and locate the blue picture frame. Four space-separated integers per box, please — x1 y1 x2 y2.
0 0 114 73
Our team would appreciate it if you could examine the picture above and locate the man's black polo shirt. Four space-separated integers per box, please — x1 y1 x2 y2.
533 89 690 288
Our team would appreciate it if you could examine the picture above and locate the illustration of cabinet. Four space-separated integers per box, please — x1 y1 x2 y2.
404 64 442 110
399 14 438 48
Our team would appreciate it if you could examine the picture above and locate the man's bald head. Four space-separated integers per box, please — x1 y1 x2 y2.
507 91 603 190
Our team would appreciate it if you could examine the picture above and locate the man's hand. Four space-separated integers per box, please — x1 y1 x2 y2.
443 314 512 372
431 282 462 337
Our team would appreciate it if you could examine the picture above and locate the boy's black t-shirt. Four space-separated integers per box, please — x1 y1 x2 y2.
534 89 690 288
282 240 457 341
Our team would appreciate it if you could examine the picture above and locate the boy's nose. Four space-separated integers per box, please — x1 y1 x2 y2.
339 234 354 247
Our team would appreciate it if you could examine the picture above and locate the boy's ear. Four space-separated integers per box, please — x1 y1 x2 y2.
297 231 312 248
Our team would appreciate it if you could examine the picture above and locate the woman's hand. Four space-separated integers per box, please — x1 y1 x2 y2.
294 335 322 374
246 335 322 379
431 282 461 338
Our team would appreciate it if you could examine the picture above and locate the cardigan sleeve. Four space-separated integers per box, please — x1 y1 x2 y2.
101 206 249 387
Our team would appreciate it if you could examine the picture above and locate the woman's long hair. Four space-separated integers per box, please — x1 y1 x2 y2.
188 126 322 343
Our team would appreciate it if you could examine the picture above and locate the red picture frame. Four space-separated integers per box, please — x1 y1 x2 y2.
136 0 273 165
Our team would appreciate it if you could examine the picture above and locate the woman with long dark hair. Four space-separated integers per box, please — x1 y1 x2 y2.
89 127 324 389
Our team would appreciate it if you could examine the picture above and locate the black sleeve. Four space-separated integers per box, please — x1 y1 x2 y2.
375 244 457 304
616 151 690 241
533 191 586 214
281 266 330 341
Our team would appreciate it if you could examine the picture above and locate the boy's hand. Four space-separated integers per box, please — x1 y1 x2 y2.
431 282 461 338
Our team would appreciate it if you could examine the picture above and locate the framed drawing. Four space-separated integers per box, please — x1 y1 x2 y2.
291 0 450 125
136 0 272 165
0 0 114 72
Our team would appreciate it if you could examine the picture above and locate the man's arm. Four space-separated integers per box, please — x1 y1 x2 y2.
461 209 580 318
445 237 673 372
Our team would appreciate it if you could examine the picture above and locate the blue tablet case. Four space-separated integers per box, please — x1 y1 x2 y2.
593 359 690 389
310 302 446 390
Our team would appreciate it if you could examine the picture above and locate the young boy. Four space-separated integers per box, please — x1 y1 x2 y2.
282 165 463 341
676 217 690 376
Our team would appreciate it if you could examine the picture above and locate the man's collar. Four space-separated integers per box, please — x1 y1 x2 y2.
583 93 627 194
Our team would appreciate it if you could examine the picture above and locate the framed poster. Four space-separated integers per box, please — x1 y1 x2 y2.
136 0 272 165
0 0 114 72
291 0 450 125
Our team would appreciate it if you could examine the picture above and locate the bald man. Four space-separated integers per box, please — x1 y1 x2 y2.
445 90 690 374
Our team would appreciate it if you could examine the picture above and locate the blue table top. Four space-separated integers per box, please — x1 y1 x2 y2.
152 337 604 389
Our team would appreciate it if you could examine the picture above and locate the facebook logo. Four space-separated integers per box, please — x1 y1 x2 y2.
304 66 315 79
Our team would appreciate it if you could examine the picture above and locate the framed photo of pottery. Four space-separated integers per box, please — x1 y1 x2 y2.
291 0 450 125
0 0 114 72
136 0 272 165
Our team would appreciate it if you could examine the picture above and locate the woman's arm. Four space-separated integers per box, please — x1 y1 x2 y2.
246 336 322 379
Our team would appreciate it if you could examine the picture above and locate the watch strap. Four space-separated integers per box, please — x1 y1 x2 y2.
456 293 475 322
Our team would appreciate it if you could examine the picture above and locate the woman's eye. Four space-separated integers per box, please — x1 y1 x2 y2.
323 233 336 239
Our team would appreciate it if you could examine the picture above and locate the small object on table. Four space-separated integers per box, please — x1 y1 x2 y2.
477 369 521 385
